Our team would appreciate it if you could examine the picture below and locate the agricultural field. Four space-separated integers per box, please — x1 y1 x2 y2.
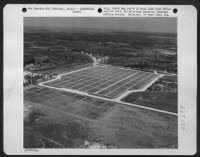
122 92 177 113
121 75 178 113
24 87 177 148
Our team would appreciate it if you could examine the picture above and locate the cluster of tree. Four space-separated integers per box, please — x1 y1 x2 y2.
106 56 177 73
24 57 35 67
64 53 93 64
24 73 52 87
86 47 135 58
162 76 177 83
24 57 50 67
147 78 177 93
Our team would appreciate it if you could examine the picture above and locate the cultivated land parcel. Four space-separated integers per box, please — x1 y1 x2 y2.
24 87 177 148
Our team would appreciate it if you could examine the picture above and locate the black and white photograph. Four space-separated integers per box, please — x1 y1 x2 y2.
23 17 178 149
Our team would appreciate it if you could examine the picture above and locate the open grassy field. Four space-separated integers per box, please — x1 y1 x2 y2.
24 87 177 148
122 92 177 113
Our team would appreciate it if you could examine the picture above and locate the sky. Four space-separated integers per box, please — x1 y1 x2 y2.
24 17 177 33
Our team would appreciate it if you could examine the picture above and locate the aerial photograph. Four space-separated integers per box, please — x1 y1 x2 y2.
24 17 177 148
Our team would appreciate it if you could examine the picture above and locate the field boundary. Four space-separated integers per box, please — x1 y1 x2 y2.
39 84 177 116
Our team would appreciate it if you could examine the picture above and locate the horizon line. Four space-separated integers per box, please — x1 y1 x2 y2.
24 26 177 34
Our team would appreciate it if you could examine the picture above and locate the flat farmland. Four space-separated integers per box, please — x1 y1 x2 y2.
24 87 177 148
122 92 177 113
24 87 116 120
44 65 160 99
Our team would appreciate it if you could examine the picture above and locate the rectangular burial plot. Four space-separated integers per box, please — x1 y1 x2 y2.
130 74 159 90
45 65 159 100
